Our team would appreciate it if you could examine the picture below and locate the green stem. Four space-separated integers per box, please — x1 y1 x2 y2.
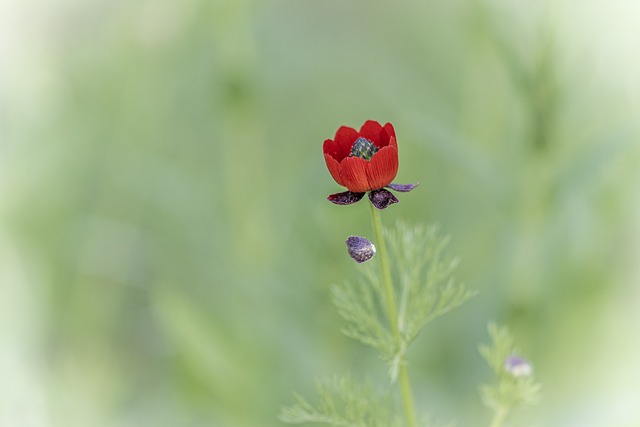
398 365 418 427
369 203 399 333
490 406 509 427
369 203 418 427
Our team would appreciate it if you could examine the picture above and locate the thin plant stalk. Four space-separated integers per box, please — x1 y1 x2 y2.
369 203 418 427
490 406 508 427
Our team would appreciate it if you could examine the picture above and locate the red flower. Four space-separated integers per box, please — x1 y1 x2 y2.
323 120 398 192
323 120 417 209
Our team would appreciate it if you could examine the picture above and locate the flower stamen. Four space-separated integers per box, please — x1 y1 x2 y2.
350 137 379 161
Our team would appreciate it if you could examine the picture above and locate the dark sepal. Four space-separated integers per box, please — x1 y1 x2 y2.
387 182 419 192
368 188 399 210
327 190 366 205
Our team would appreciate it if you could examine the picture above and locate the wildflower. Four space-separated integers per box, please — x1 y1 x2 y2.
345 236 376 263
323 120 417 209
504 355 533 377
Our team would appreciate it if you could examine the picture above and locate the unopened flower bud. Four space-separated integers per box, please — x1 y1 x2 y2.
345 236 376 263
504 355 533 377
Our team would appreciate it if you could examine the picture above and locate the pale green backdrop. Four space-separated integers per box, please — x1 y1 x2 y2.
1 0 639 426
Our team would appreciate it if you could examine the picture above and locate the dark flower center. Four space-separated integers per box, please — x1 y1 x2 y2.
350 137 379 161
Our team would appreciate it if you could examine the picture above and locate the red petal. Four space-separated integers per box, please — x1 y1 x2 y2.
366 145 398 190
333 126 358 160
380 123 396 147
323 138 338 157
339 157 370 193
359 120 384 148
324 153 345 187
383 123 395 138
322 140 343 164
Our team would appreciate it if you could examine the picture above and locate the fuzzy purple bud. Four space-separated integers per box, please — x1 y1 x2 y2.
345 236 376 263
504 355 533 377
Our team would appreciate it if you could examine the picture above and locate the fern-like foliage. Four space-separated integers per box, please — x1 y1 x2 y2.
479 324 542 413
386 223 476 346
333 223 475 379
332 269 397 366
282 223 476 426
279 375 402 427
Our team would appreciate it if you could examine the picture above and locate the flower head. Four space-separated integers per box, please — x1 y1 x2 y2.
504 355 533 377
323 120 417 209
345 235 376 263
324 121 398 193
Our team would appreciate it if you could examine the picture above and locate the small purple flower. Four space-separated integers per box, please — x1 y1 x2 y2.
504 355 533 377
345 236 376 263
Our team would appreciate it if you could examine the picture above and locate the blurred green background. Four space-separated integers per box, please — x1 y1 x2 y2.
1 0 639 426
